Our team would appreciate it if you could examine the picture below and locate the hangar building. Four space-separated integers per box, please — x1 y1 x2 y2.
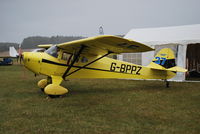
118 24 200 81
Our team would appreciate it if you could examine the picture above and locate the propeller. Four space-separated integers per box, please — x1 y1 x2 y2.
20 54 26 79
18 43 23 64
19 54 23 64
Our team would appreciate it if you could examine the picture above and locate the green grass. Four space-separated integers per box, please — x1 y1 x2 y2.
0 65 200 134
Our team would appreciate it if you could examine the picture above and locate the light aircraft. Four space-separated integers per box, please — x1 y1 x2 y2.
22 35 187 98
0 45 45 65
0 46 19 58
0 46 21 65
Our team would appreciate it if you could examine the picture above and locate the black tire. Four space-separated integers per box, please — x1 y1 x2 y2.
41 88 44 92
48 95 61 98
166 81 170 88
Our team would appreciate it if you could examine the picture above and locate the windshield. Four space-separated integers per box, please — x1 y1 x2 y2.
45 45 58 58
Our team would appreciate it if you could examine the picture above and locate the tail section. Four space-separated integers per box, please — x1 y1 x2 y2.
151 48 176 68
9 46 19 57
148 48 187 72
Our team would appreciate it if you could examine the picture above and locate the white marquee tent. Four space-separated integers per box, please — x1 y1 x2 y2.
121 24 200 81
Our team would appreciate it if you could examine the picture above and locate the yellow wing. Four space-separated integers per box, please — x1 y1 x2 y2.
57 35 154 56
38 44 53 49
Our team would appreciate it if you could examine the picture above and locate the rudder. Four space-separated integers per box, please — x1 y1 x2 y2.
151 48 176 69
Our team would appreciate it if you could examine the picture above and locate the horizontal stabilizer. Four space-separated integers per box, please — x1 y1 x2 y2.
166 66 187 72
148 61 187 73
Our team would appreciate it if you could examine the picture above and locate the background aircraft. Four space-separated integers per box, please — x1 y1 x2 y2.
0 46 20 65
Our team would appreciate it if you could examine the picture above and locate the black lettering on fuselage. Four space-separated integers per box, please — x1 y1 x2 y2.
125 65 131 73
136 66 142 75
110 62 142 75
120 64 126 72
131 66 137 74
110 62 116 72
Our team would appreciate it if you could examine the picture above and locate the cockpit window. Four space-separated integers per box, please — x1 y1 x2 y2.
45 45 58 58
62 52 71 61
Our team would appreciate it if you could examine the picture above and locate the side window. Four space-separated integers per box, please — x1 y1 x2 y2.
81 56 88 63
62 52 71 61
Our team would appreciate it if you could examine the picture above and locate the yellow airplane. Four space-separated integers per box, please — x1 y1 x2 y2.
22 35 187 98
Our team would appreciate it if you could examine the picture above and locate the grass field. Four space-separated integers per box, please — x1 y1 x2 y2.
0 65 200 134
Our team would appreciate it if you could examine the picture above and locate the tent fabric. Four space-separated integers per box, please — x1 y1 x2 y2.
124 24 200 45
122 24 200 81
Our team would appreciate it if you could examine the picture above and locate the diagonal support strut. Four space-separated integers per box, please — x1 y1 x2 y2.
65 51 113 77
62 45 85 79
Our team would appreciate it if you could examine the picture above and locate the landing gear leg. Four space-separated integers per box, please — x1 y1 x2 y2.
165 80 170 88
47 76 52 84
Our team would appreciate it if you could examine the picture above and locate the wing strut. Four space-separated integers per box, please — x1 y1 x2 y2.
65 51 113 77
62 45 85 79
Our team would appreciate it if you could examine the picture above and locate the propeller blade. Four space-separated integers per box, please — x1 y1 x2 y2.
19 54 23 64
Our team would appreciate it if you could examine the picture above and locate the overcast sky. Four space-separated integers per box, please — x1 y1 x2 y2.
0 0 200 43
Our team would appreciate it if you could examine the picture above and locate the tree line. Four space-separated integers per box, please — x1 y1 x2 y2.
0 42 19 52
0 35 85 52
0 35 124 52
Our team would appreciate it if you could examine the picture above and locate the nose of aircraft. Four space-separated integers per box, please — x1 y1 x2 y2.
22 52 30 65
22 52 41 74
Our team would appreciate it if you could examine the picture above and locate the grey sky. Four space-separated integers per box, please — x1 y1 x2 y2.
0 0 200 43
